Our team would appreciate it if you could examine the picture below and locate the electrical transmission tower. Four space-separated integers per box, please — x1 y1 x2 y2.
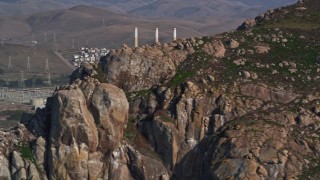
8 56 12 70
53 32 58 50
20 71 25 89
45 59 49 71
27 56 31 71
47 72 51 86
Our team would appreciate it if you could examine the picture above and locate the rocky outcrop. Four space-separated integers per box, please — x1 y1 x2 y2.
0 155 10 179
103 44 189 92
226 39 240 49
241 84 300 104
0 63 171 179
49 88 100 179
138 81 232 170
46 71 170 179
254 45 270 54
1 0 320 179
173 111 316 179
202 40 226 58
102 37 227 92
11 151 27 179
130 77 320 180
237 19 256 30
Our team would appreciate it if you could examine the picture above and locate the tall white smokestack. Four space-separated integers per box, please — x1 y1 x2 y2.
155 28 159 43
134 27 138 47
173 28 177 41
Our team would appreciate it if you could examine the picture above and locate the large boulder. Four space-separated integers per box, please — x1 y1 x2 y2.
241 84 299 104
11 151 27 180
237 19 257 30
49 88 99 179
48 81 129 179
0 155 11 180
90 83 129 152
50 88 99 152
202 40 226 58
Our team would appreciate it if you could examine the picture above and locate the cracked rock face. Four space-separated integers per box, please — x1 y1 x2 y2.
91 83 129 152
103 43 189 92
48 78 130 179
0 64 171 180
49 88 100 179
2 1 320 179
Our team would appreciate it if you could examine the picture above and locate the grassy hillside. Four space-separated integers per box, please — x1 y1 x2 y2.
163 1 320 93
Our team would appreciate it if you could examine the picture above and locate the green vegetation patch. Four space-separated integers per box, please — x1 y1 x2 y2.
220 11 320 90
168 70 193 88
299 158 320 179
264 9 320 31
167 36 215 88
15 143 43 174
93 63 108 83
125 89 153 102
124 116 137 142
16 144 35 162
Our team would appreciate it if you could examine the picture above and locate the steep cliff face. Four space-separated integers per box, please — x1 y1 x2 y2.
0 67 170 180
1 0 320 179
103 0 320 179
131 79 316 179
